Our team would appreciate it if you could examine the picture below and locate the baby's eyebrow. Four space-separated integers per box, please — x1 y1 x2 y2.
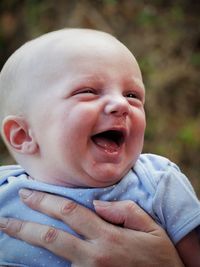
69 74 104 85
83 75 106 84
127 77 145 91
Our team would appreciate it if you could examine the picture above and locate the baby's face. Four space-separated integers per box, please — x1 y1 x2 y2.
28 32 146 187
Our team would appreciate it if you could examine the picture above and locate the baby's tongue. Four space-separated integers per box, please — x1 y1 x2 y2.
92 135 118 152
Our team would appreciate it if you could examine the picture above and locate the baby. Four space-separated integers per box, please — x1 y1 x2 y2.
0 28 199 267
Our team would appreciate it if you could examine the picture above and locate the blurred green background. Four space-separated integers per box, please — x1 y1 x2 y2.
0 0 199 197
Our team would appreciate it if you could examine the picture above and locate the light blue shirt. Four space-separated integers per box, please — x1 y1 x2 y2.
0 153 200 267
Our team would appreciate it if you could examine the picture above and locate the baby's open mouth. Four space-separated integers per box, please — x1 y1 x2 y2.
91 130 126 152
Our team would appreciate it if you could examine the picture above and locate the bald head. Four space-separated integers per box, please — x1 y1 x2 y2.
0 28 140 139
0 29 126 126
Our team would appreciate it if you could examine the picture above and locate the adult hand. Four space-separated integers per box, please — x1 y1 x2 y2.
0 189 184 267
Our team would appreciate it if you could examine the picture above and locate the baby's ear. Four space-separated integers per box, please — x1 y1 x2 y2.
2 115 38 154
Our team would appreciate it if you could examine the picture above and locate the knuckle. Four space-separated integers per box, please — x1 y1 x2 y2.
98 225 122 245
5 219 24 235
42 227 58 243
92 252 111 267
60 200 78 215
8 219 23 232
26 191 46 208
123 200 138 213
106 229 121 244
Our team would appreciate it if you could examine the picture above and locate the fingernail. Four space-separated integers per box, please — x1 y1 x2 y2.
93 200 112 207
19 188 33 199
0 217 8 228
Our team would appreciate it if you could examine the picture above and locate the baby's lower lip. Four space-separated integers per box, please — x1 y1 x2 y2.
92 136 120 153
91 137 124 159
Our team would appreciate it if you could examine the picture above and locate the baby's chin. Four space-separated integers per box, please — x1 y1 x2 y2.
85 166 132 188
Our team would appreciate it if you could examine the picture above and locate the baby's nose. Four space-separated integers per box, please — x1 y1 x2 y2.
104 96 130 117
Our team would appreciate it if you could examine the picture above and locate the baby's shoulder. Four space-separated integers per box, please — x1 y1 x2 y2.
134 153 182 190
137 153 178 171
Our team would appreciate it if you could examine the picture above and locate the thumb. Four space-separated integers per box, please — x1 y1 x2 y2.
93 200 160 233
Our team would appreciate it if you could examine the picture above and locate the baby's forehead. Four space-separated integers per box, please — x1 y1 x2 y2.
17 29 141 86
16 29 130 77
6 30 115 81
3 29 138 87
14 30 122 82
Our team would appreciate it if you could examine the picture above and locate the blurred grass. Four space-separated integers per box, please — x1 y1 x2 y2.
0 0 199 197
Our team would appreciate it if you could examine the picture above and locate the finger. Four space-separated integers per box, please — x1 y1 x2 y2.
0 217 87 262
94 200 162 234
19 189 105 239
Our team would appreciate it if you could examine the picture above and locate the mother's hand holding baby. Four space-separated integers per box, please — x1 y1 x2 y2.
0 189 184 267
